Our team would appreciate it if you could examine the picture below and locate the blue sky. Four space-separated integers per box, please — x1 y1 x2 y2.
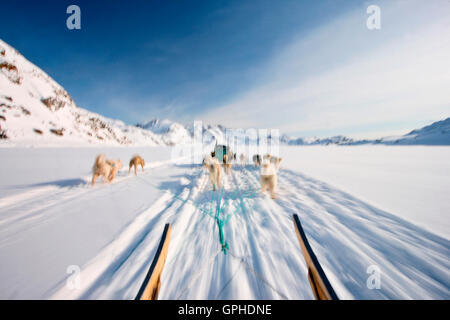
1 0 449 138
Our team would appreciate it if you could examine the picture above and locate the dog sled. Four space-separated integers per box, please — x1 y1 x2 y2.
135 216 338 300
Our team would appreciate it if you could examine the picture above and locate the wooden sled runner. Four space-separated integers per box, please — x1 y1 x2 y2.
292 214 339 300
135 223 171 300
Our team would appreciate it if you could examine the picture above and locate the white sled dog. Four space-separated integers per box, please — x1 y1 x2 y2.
260 154 278 199
240 153 246 166
203 153 222 191
92 154 122 186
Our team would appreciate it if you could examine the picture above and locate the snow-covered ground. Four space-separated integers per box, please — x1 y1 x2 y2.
0 146 448 300
280 145 450 239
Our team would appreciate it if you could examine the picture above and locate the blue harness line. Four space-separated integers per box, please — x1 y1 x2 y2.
214 187 229 254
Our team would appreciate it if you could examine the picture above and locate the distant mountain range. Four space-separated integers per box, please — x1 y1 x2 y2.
1 38 449 147
279 118 450 146
138 117 450 146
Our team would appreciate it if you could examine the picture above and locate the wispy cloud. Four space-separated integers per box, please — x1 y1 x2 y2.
201 0 450 138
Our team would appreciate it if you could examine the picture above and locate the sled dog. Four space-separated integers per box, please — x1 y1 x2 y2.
204 154 221 191
240 153 246 166
270 156 283 169
223 154 232 174
92 154 122 186
129 155 145 175
253 154 261 167
260 154 278 199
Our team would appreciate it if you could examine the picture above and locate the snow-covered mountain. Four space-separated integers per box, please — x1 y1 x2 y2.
137 119 231 146
283 135 356 146
0 39 170 147
373 118 450 145
136 118 193 145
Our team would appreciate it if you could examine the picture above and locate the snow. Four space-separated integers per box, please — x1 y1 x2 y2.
280 145 450 239
0 146 448 300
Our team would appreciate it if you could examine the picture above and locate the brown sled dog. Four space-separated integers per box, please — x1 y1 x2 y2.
92 154 122 186
129 155 145 175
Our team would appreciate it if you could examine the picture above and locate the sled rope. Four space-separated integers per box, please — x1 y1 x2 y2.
228 250 289 300
175 247 223 300
216 169 289 299
214 263 243 299
173 179 228 298
174 184 242 298
222 169 260 226
214 186 229 254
